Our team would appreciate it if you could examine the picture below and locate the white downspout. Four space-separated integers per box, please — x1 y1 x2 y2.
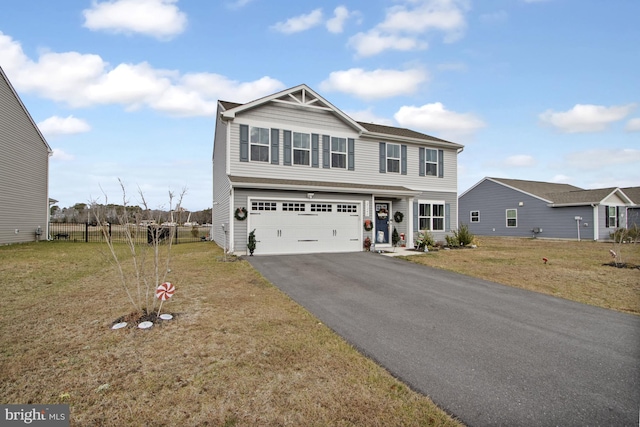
408 197 415 248
592 204 598 241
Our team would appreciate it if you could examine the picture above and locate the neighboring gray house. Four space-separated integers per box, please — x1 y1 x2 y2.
212 84 464 255
459 177 635 241
621 187 640 228
0 67 52 245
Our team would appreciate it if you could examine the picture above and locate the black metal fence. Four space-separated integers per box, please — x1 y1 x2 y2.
48 223 211 244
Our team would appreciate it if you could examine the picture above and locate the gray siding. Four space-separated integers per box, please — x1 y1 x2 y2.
414 190 458 243
228 103 459 193
212 105 231 249
459 180 595 240
0 70 50 245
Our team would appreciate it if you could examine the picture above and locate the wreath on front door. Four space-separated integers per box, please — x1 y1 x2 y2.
393 211 404 223
234 207 248 221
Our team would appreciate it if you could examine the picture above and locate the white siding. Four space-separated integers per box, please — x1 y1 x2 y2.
0 70 50 245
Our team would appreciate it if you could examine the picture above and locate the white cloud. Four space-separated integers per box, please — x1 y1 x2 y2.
564 149 640 170
271 9 323 34
348 30 426 57
37 116 91 137
394 102 485 138
504 154 536 167
539 103 636 133
0 32 285 117
82 0 187 40
320 68 428 100
344 108 394 126
349 0 469 56
551 174 573 184
51 149 75 161
326 6 351 34
625 118 640 132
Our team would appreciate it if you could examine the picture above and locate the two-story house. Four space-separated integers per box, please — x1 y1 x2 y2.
212 84 463 255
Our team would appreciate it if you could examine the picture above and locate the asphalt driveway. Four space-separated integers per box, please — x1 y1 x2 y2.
247 252 640 427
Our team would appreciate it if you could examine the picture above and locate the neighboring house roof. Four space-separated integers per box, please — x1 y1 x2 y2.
621 187 640 205
219 84 462 149
0 66 52 154
462 177 635 206
229 176 421 197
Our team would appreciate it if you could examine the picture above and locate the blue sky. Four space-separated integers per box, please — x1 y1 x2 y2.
1 0 638 211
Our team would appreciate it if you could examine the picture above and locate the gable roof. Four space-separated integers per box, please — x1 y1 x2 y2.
621 187 640 205
462 177 635 206
219 84 463 149
0 66 52 154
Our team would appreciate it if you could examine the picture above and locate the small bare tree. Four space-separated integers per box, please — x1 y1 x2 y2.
91 179 187 317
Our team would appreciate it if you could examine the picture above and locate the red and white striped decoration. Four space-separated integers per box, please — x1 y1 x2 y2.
156 282 175 301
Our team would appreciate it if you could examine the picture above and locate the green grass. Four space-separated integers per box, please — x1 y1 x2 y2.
0 241 462 426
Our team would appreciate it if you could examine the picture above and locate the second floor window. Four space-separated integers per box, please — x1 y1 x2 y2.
293 132 310 166
250 127 269 162
425 148 438 176
387 143 400 173
331 137 346 169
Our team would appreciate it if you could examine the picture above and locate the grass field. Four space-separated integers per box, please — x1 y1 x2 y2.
403 236 640 315
0 242 461 426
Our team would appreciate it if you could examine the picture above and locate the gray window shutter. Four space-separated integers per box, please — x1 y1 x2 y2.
348 138 355 171
413 200 419 231
401 144 407 175
239 124 249 162
311 134 319 168
419 147 425 176
605 206 609 227
322 135 330 168
445 203 451 232
379 142 386 173
438 149 444 178
283 131 292 166
271 128 279 165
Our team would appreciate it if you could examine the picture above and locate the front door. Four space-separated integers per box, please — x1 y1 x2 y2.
375 202 391 245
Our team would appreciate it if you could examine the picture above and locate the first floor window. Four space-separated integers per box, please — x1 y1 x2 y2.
506 209 517 227
425 148 438 176
607 206 617 228
331 137 346 168
470 211 479 223
387 143 400 173
419 202 445 231
250 127 269 162
293 132 310 166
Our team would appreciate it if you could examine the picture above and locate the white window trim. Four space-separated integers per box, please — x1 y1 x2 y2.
250 126 270 163
387 143 401 174
470 210 479 223
418 200 445 232
425 148 438 177
506 208 517 228
292 132 311 167
331 137 347 169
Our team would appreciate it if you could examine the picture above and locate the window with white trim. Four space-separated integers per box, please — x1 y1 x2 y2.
607 206 617 228
418 202 445 231
506 209 517 227
387 143 400 173
331 137 346 169
252 201 277 211
293 132 310 166
470 211 479 223
250 127 269 162
425 148 438 176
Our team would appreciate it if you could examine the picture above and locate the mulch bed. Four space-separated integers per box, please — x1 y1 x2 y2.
602 262 640 270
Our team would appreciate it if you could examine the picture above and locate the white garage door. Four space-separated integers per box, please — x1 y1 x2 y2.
248 200 361 255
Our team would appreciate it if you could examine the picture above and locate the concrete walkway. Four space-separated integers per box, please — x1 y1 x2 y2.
247 252 640 427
